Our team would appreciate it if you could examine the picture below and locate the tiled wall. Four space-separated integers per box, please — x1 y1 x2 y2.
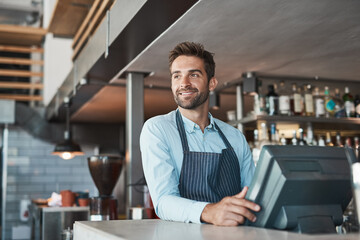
3 126 97 240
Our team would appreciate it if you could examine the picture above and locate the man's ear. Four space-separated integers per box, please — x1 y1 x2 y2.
209 77 218 91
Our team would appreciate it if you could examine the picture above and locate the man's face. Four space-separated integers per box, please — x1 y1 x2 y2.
170 55 217 110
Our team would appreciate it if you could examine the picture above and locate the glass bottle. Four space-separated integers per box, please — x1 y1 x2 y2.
318 136 325 146
324 86 335 118
314 87 325 117
354 136 359 159
278 81 290 116
254 81 267 116
266 85 279 116
343 86 355 118
252 129 261 165
290 83 303 116
304 84 314 117
280 133 287 145
354 94 360 118
333 88 345 118
270 123 277 144
345 137 352 148
306 122 314 145
335 133 343 147
298 128 306 146
291 130 298 145
326 132 334 146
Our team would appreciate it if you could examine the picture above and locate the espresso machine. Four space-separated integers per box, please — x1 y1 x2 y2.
87 155 124 221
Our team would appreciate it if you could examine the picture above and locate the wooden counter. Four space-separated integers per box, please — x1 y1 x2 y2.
73 219 360 240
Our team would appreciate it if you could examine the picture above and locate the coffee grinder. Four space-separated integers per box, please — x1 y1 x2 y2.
87 155 124 221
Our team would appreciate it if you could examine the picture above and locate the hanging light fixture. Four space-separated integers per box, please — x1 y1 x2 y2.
52 98 84 160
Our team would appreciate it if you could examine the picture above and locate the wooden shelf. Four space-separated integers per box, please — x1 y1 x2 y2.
0 45 43 53
0 25 46 46
0 82 43 90
0 94 42 101
0 69 43 78
0 57 43 65
48 0 95 37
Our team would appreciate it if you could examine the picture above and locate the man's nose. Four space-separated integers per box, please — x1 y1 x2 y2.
180 76 190 88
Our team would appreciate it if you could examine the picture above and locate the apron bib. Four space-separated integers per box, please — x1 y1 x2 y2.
176 110 241 203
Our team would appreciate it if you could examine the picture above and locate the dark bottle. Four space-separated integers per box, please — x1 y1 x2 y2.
355 94 360 118
298 128 306 146
266 85 279 116
343 86 355 118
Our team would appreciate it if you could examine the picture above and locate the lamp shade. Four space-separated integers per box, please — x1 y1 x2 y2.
52 139 84 160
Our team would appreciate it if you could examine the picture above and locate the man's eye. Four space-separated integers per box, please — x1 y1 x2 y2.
173 75 180 79
190 73 199 78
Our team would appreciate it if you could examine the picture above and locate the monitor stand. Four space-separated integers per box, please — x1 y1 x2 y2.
296 216 336 234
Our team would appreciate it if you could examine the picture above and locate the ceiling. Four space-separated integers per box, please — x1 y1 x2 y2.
72 0 360 123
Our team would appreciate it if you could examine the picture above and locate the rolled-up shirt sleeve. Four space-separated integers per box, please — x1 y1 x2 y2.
140 119 208 223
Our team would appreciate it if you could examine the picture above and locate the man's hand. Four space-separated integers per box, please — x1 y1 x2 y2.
200 186 261 226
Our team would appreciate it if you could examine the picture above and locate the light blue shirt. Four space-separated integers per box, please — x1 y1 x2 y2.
140 110 255 223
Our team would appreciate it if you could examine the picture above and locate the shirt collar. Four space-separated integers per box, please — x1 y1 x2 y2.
178 109 218 133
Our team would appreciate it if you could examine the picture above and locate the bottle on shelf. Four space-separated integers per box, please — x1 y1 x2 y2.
270 123 278 144
280 133 287 145
278 81 290 116
266 85 279 116
304 84 314 117
306 123 314 145
343 86 355 118
298 128 306 146
333 88 346 118
326 132 334 146
324 86 335 118
252 129 261 165
335 133 343 147
291 130 298 145
254 81 267 116
354 136 359 159
354 94 360 118
318 135 326 146
290 83 303 116
314 87 325 118
345 137 352 148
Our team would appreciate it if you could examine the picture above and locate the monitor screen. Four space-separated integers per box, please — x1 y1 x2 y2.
245 145 352 234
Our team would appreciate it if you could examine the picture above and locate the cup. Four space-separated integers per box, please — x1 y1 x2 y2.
61 190 75 207
78 198 90 207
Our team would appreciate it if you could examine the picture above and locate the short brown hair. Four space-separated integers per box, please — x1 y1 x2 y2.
169 42 215 81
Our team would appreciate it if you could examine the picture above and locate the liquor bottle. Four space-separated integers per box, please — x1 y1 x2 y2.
324 86 335 118
345 137 352 148
304 84 314 116
318 136 325 146
278 81 290 116
343 86 355 118
354 94 360 118
314 87 325 117
291 130 298 145
335 133 343 147
270 123 278 144
290 83 303 116
326 132 334 146
354 136 359 159
306 123 314 145
254 81 267 116
280 134 287 145
298 128 306 145
333 88 345 118
266 85 279 116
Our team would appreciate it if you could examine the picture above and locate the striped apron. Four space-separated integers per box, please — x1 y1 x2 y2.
176 110 242 203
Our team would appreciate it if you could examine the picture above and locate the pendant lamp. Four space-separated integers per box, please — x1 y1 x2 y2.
52 98 83 160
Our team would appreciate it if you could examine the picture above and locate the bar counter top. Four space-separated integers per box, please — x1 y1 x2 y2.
73 219 360 240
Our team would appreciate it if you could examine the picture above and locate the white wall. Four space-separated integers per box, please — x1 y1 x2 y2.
43 0 73 106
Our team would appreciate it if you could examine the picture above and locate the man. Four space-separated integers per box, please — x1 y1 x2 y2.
140 42 260 226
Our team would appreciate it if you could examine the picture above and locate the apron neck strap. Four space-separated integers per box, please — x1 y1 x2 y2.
176 110 190 152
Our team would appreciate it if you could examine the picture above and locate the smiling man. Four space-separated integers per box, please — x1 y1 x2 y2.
140 42 260 226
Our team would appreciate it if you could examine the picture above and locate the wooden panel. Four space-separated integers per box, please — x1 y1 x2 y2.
0 94 42 101
0 69 43 77
48 0 94 37
0 25 47 46
72 0 111 60
72 0 101 48
0 45 44 53
0 82 43 89
0 57 43 65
